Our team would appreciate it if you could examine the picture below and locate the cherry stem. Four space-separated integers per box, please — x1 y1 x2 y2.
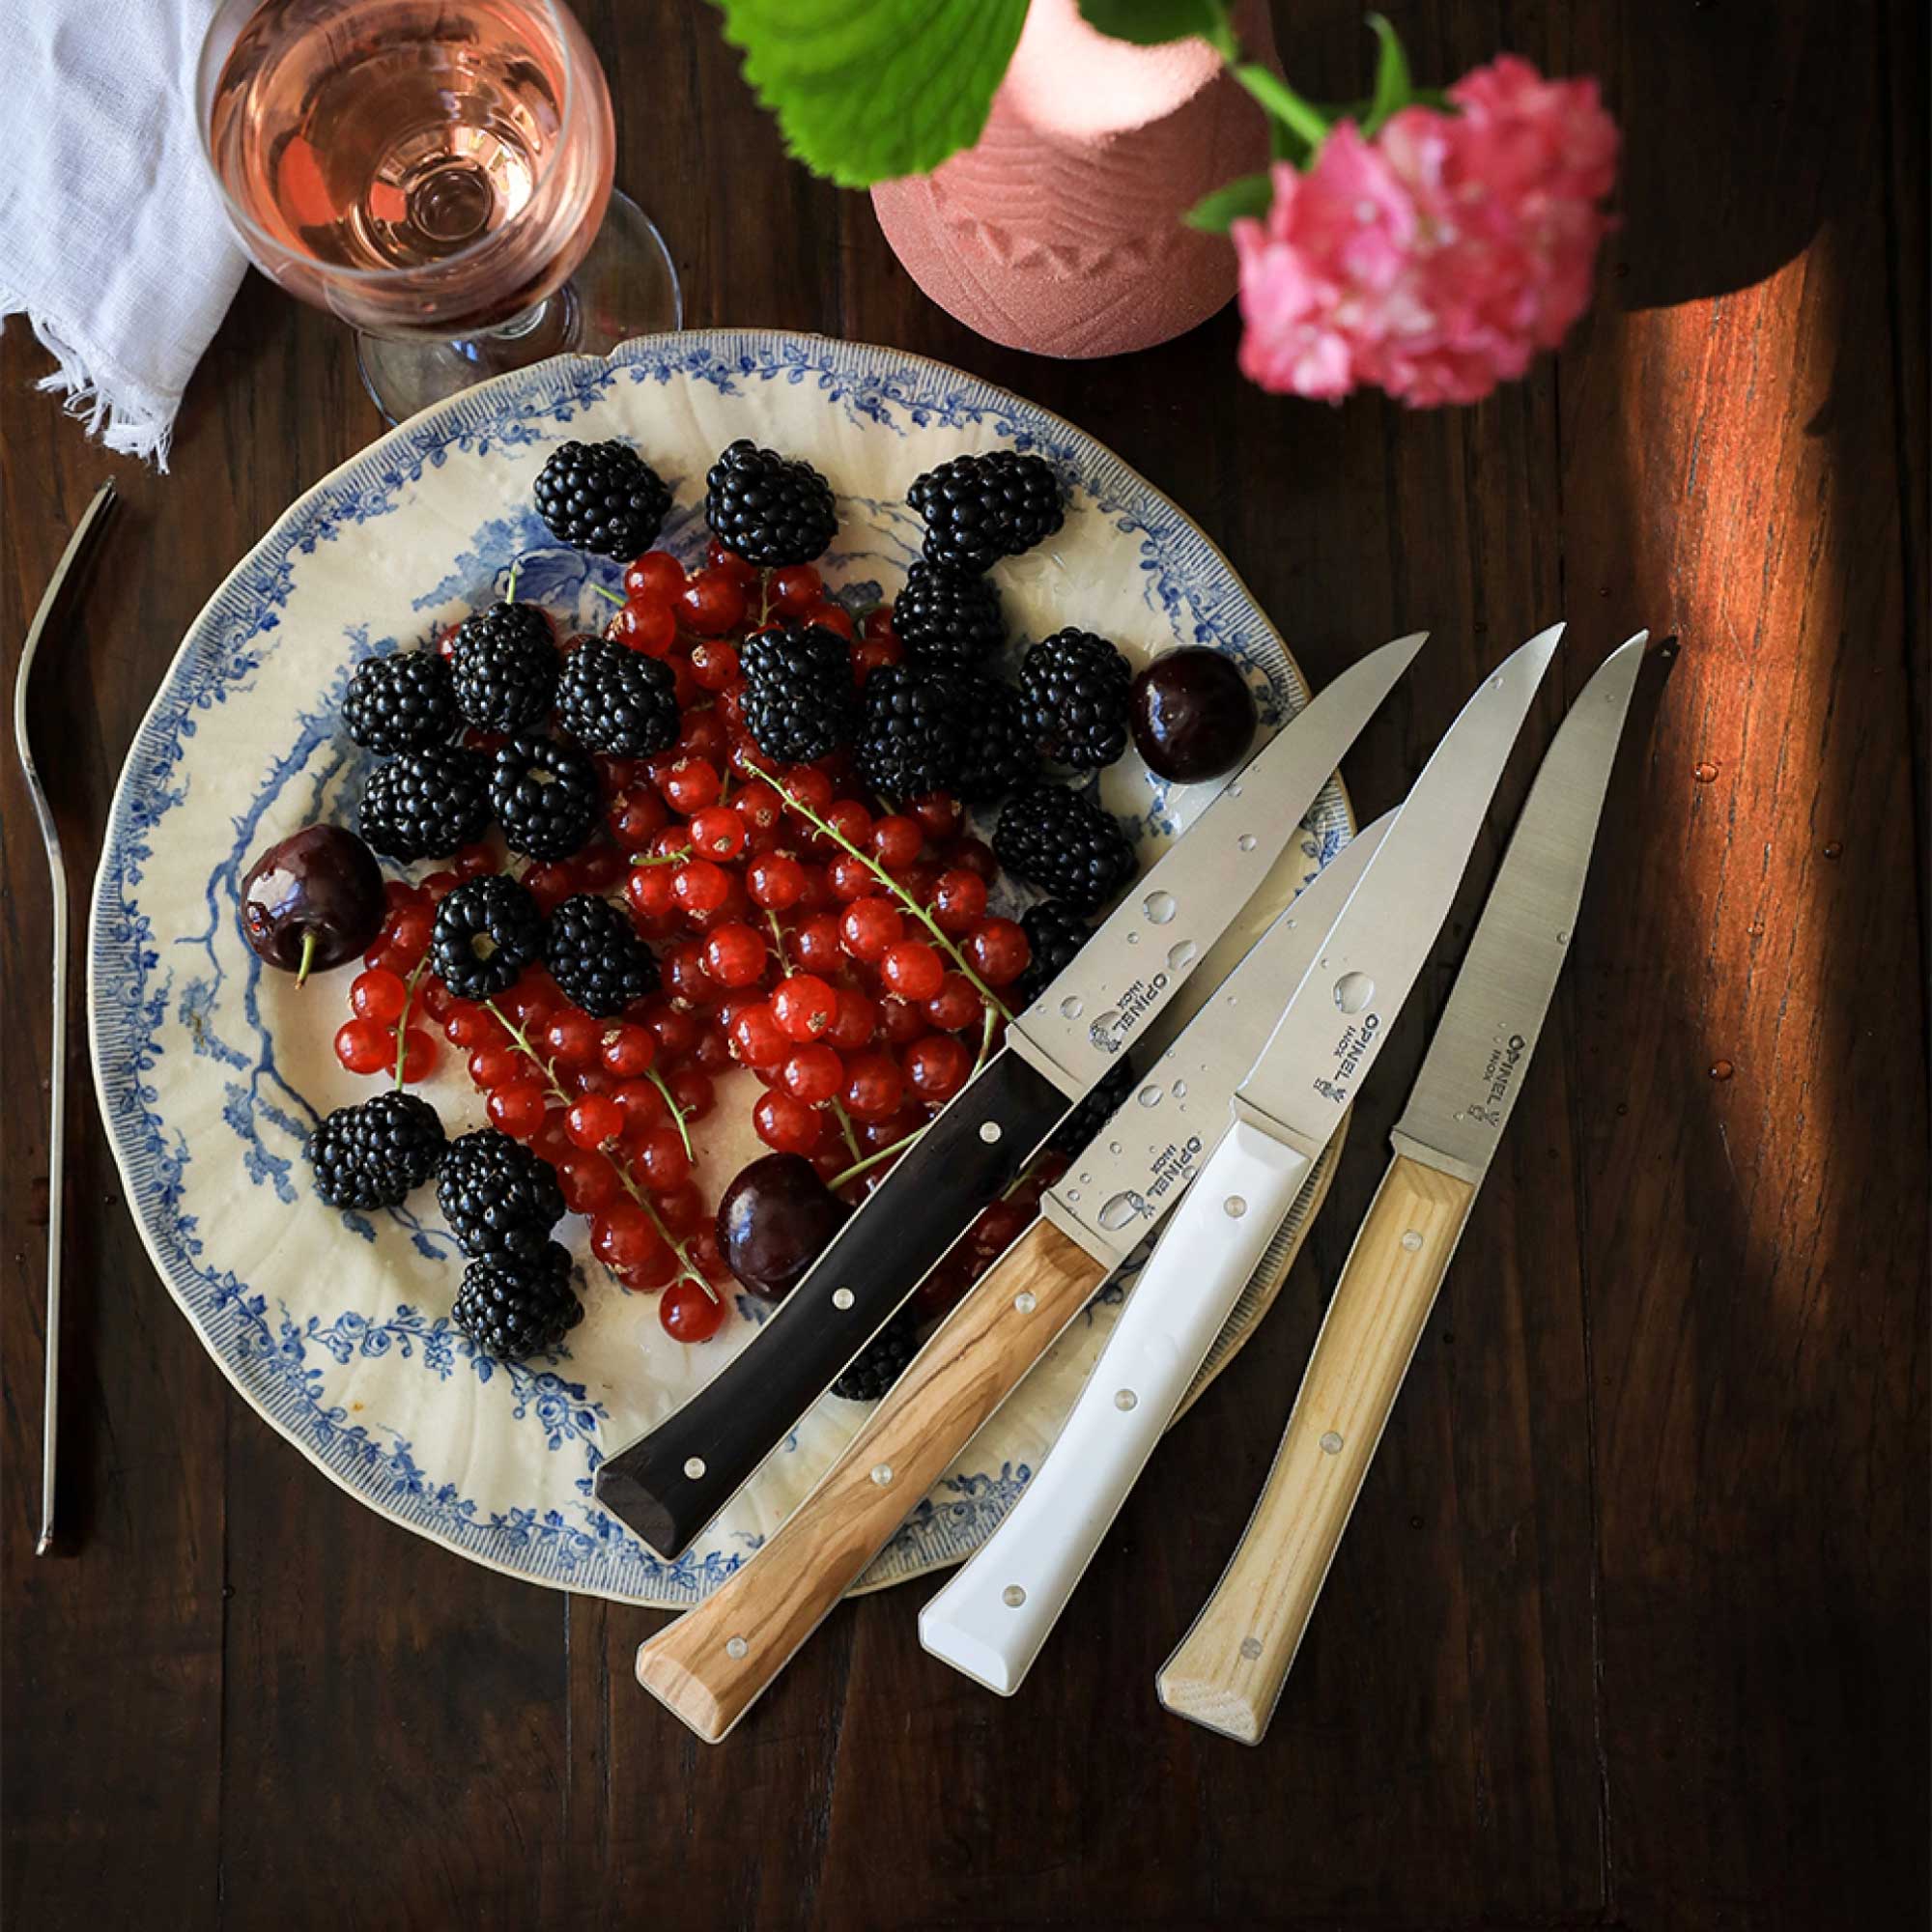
831 1096 863 1163
829 1126 924 1192
769 779 1015 1021
297 929 317 989
646 1067 695 1158
483 998 706 1290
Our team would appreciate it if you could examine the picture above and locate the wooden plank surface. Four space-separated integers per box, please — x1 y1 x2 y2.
3 1 1924 1927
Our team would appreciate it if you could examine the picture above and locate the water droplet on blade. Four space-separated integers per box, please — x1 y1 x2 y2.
1060 995 1084 1019
1333 970 1375 1014
1143 890 1177 924
1166 939 1197 973
1237 833 1257 852
1172 1079 1188 1099
1137 1084 1162 1107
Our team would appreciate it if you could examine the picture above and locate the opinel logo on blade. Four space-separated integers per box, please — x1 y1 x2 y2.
1086 971 1171 1056
1467 1032 1527 1126
1313 1012 1381 1103
1146 1135 1207 1202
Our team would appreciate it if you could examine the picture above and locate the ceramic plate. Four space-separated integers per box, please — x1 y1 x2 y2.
89 330 1353 1606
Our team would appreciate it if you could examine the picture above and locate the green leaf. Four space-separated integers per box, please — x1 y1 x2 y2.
1183 171 1276 232
1229 62 1330 153
712 0 1029 188
1077 0 1236 52
1360 14 1412 135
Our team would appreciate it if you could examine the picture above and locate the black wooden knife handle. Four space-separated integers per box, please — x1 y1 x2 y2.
594 1048 1069 1557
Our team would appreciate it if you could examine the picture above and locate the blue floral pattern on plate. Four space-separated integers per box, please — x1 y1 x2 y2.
89 331 1353 1606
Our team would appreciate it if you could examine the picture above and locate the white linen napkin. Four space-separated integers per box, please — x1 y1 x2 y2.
2 0 248 468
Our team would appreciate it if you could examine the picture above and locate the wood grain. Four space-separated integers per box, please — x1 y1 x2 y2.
1159 1155 1476 1744
2 0 1924 1925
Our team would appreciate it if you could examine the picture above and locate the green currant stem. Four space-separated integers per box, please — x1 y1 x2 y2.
829 1126 924 1192
591 583 626 608
831 1097 863 1164
632 845 694 867
505 559 523 604
297 930 317 989
764 910 789 973
769 779 1014 1021
646 1067 694 1159
972 995 999 1077
390 958 428 1091
484 999 706 1291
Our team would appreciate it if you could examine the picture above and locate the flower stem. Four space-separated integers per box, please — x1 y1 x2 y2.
769 778 1014 1021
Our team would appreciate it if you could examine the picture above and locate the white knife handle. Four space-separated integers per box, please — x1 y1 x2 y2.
919 1121 1312 1696
1156 1153 1476 1744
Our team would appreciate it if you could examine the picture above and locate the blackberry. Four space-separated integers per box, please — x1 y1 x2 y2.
739 622 859 763
491 734 599 861
533 440 671 557
342 650 456 753
1012 900 1091 1009
448 602 557 734
855 664 969 798
891 558 1004 667
307 1092 446 1209
831 1306 921 1403
360 746 491 862
704 439 838 567
1048 1058 1138 1159
555 637 680 756
994 783 1136 913
907 450 1065 573
955 675 1036 803
452 1242 583 1361
1019 629 1133 770
430 874 545 1002
437 1128 566 1263
546 894 660 1017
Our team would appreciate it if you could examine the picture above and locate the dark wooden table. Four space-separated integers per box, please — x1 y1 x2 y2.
5 3 1926 1926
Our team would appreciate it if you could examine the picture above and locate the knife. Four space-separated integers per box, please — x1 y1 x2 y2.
919 625 1565 1695
629 812 1392 1741
1156 633 1647 1746
595 632 1428 1558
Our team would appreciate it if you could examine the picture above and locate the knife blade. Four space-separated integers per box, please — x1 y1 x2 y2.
1156 632 1647 1745
919 625 1564 1695
595 632 1427 1558
629 816 1392 1741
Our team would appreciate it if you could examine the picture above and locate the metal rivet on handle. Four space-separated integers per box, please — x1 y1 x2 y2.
870 1463 894 1488
1013 1291 1037 1314
1115 1389 1138 1411
1224 1195 1247 1218
1239 1636 1263 1660
832 1287 854 1310
1002 1584 1027 1607
1320 1432 1344 1455
1401 1230 1423 1251
725 1635 748 1660
980 1121 1002 1144
683 1457 706 1480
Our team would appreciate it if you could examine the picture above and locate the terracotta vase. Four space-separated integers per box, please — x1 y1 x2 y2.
870 0 1275 360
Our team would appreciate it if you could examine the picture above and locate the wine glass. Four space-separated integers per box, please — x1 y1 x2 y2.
198 0 680 423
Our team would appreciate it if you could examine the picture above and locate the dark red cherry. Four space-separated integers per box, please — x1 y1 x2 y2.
715 1152 850 1301
240 825 386 979
1129 648 1258 784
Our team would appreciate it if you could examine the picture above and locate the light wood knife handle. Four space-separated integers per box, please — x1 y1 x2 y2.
1157 1154 1476 1745
634 1222 1108 1742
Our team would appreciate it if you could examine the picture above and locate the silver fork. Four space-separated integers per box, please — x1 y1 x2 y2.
14 478 118 1555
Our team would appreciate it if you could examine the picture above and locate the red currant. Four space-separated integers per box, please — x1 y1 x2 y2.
781 1043 844 1104
558 1151 620 1215
839 895 903 963
827 852 877 902
842 1048 906 1122
747 852 807 911
467 1043 522 1090
441 1001 498 1050
418 978 455 1022
705 537 760 584
618 1247 681 1293
350 968 409 1026
661 759 724 816
660 1278 725 1343
614 597 676 657
909 792 963 840
452 841 498 880
781 766 836 816
599 1022 656 1078
575 843 625 893
639 999 699 1058
488 1082 550 1139
825 798 872 849
825 985 879 1051
333 1018 392 1075
613 1078 670 1136
769 563 822 615
665 1066 715 1122
395 1028 438 1083
944 836 999 882
678 568 749 637
689 639 740 692
565 1094 625 1150
625 551 684 602
688 806 747 862
634 1127 693 1190
753 1089 826 1156
965 918 1030 987
803 599 854 640
924 971 982 1033
904 1033 973 1104
675 709 729 767
670 858 730 919
881 940 945 1003
625 864 676 923
791 913 843 976
728 1001 787 1068
851 637 902 683
870 814 923 870
664 940 722 1007
930 869 988 935
523 862 576 916
771 973 838 1042
543 1009 603 1068
592 1202 663 1271
609 785 668 848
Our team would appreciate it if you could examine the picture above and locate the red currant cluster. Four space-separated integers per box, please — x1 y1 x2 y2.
327 539 1040 1345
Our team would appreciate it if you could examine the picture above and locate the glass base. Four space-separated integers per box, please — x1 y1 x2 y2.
355 189 682 424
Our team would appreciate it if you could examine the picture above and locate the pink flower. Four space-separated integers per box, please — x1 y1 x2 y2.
1232 55 1619 407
